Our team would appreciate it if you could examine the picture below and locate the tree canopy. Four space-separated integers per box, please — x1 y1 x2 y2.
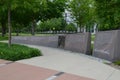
0 0 67 47
69 0 95 32
95 0 120 31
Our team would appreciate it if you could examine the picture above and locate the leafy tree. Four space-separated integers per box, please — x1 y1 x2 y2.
69 0 95 32
0 0 67 46
0 0 13 47
37 18 65 31
65 23 77 31
95 0 120 31
0 5 7 37
39 0 67 21
0 0 42 47
11 0 67 35
11 0 42 36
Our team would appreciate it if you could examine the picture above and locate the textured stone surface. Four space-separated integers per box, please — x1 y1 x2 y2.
58 35 66 48
56 73 95 80
93 30 120 62
64 33 91 54
0 62 58 80
0 59 12 64
12 36 58 48
0 61 95 80
12 33 91 54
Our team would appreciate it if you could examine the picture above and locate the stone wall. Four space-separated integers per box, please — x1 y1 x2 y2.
12 36 58 48
64 32 91 54
12 33 91 55
93 30 120 62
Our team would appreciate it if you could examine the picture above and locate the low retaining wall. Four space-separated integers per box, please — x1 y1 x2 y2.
64 32 91 54
93 30 120 62
12 33 91 55
12 36 58 48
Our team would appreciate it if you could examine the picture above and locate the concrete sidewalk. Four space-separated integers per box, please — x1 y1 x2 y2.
17 44 120 80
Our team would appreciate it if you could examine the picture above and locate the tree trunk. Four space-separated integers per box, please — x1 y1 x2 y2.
16 29 19 36
31 20 36 36
1 22 6 37
80 26 82 33
8 4 11 47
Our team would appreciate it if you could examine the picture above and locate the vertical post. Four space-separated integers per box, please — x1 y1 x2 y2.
8 2 11 47
31 19 36 36
64 13 67 33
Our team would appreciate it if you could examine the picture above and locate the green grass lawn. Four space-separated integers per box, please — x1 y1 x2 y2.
114 61 120 65
11 33 55 36
0 33 55 41
0 42 42 61
91 34 95 41
0 36 8 41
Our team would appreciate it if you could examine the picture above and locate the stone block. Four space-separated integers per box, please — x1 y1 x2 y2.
12 36 58 48
93 30 120 62
64 32 91 54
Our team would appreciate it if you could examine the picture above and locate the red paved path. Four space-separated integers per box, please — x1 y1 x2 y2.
0 59 12 64
0 59 94 80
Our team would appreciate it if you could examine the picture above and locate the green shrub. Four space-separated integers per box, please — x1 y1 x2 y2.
91 34 95 41
0 42 42 61
65 23 77 31
90 44 94 55
37 18 65 31
114 61 120 65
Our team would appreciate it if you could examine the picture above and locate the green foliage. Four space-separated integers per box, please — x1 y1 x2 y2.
0 36 8 41
39 0 67 21
0 0 67 35
69 0 95 31
114 61 120 65
95 0 120 31
37 18 65 31
91 34 95 41
65 23 77 31
0 42 42 61
90 43 93 55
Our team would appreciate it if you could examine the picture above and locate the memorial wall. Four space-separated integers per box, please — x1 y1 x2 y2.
12 36 58 48
93 30 120 62
64 33 91 54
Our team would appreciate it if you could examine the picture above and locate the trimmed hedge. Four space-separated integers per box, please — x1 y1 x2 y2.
0 42 42 61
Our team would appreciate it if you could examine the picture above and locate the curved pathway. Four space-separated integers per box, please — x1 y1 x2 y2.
17 44 120 80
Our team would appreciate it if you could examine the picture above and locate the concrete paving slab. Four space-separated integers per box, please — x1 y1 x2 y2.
107 69 120 80
0 62 58 80
1 42 120 80
17 45 120 80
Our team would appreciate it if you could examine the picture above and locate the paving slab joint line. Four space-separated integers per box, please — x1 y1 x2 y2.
0 61 14 67
105 70 115 80
46 72 64 80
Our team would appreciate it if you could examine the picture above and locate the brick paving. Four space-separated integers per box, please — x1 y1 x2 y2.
56 73 94 80
0 59 94 80
0 59 12 64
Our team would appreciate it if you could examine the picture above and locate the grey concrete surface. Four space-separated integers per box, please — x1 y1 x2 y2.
11 33 91 55
64 33 91 54
93 30 120 62
17 44 120 80
12 36 58 48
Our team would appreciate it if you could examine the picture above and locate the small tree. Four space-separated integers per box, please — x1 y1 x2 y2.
95 0 120 31
65 23 77 31
37 18 64 31
69 0 95 32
